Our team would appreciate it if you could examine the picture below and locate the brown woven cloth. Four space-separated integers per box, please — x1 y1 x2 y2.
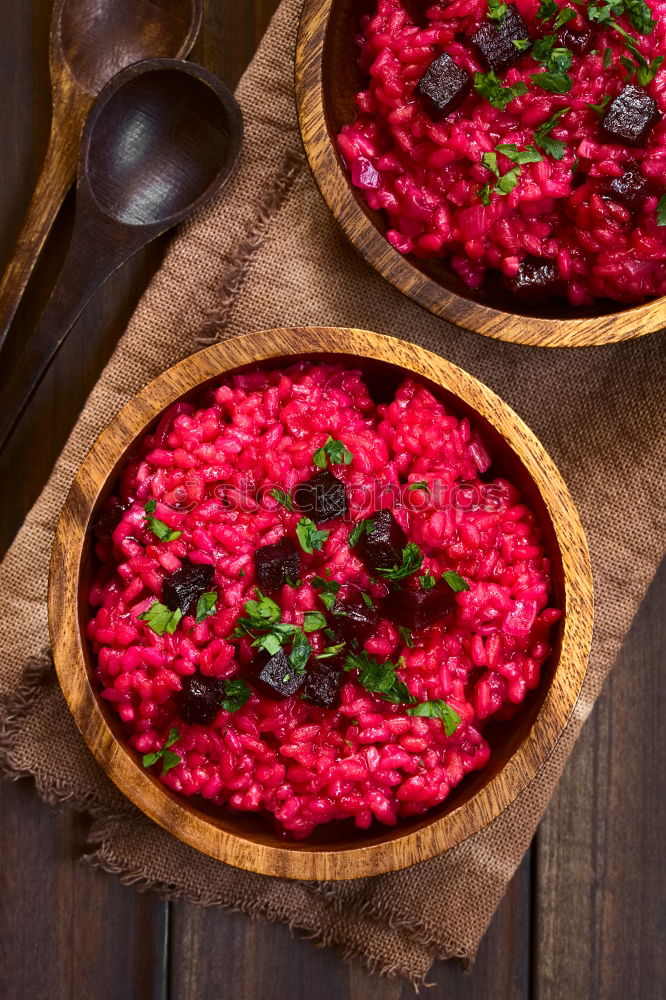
1 0 665 983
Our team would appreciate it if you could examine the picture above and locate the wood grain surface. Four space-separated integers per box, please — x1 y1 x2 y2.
295 0 666 347
48 327 592 880
0 2 663 997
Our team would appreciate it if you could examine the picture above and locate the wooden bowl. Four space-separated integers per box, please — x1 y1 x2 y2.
295 0 666 347
49 327 593 879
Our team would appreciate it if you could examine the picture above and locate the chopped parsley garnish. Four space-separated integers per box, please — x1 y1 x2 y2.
142 727 181 775
303 611 328 632
513 37 532 50
487 0 508 23
553 5 577 28
220 678 252 713
195 592 217 623
399 625 415 649
348 518 374 548
533 107 570 160
537 0 558 20
313 436 353 469
608 19 663 83
268 487 294 513
496 143 544 165
311 576 341 610
375 542 424 581
407 480 430 493
316 642 346 660
480 148 531 204
289 630 313 674
587 94 612 114
530 37 573 93
442 571 470 593
344 650 416 705
657 194 666 226
361 591 375 609
237 590 281 629
143 499 182 543
474 71 528 110
296 518 330 554
420 573 437 590
623 0 657 34
138 602 183 636
407 701 462 737
603 46 613 68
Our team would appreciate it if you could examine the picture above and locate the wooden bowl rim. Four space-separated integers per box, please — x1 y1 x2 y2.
294 0 666 348
49 326 593 879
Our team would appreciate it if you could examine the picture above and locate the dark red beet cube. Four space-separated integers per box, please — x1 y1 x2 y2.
602 85 660 147
559 25 592 55
293 470 347 524
608 167 649 210
255 648 305 700
509 256 563 299
93 495 125 543
254 537 300 591
383 580 455 632
471 6 530 73
163 563 214 615
332 587 378 643
417 52 472 120
176 672 226 726
357 509 407 571
303 661 342 709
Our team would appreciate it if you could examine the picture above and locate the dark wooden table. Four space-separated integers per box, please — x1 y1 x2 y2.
0 3 663 997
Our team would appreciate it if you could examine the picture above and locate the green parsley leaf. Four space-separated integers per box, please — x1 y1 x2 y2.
268 487 294 513
407 480 431 493
303 611 327 632
496 143 543 165
487 0 508 23
313 436 353 469
142 727 182 774
533 107 570 160
164 727 180 748
143 500 182 543
442 571 470 592
513 37 531 50
482 151 500 177
311 576 341 611
316 642 346 660
243 591 281 627
160 751 182 775
420 573 437 590
571 156 579 173
495 166 521 194
255 633 283 656
479 182 493 206
553 5 577 28
531 71 573 93
361 591 375 609
586 95 612 114
195 592 217 623
221 678 252 713
657 194 666 226
296 518 330 554
399 625 415 649
536 0 558 19
603 46 613 68
474 71 528 110
407 700 462 737
624 0 656 33
344 650 417 705
376 542 424 581
348 518 374 548
138 602 183 636
635 54 663 86
289 630 313 674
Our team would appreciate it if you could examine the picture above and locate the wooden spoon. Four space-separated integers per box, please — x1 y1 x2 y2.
0 58 243 453
0 0 202 351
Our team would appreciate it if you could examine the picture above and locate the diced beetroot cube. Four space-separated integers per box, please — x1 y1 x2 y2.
471 6 530 73
602 85 660 147
303 661 342 709
163 563 215 615
417 52 472 120
93 495 126 543
383 580 455 632
331 586 378 643
254 537 300 591
559 25 592 55
255 648 305 700
507 256 563 299
608 166 650 210
293 470 347 523
176 672 226 726
356 509 407 571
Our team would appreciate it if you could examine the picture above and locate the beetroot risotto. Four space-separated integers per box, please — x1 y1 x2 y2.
88 363 561 838
338 0 666 305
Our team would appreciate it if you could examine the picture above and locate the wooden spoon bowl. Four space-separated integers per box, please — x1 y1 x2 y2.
295 0 666 347
49 327 593 879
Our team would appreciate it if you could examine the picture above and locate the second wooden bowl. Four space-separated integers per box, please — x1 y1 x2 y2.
49 327 593 879
295 0 666 347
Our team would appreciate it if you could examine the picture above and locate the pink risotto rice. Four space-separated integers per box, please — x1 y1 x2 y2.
338 0 666 305
88 364 561 838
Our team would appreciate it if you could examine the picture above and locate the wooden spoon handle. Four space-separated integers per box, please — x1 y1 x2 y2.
0 99 91 353
0 208 148 453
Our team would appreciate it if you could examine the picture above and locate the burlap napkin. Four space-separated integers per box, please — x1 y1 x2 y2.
1 0 664 984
